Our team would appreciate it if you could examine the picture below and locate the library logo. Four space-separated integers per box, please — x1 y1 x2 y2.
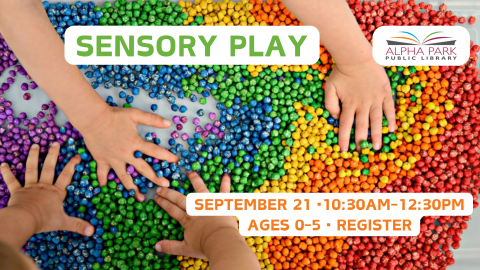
373 26 470 66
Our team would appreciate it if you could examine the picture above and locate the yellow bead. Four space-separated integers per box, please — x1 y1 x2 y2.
380 176 389 183
394 159 403 167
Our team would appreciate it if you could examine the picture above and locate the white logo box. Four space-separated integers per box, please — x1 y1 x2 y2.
373 26 470 66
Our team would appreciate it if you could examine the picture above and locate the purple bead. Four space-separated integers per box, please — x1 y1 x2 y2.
1 83 9 91
8 70 15 77
172 115 180 124
23 93 31 100
127 165 135 174
209 112 216 120
218 131 225 139
41 104 48 110
205 123 212 131
192 117 200 125
213 120 221 127
195 126 203 133
201 130 209 137
18 112 27 119
211 127 219 134
6 77 14 84
107 173 115 180
29 81 38 89
37 111 45 119
48 101 56 108
181 133 189 141
20 83 28 91
180 116 187 123
30 117 39 125
176 124 183 131
171 131 179 139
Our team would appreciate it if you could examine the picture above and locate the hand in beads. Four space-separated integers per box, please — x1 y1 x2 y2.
80 107 178 202
0 143 95 249
325 61 396 151
153 172 260 270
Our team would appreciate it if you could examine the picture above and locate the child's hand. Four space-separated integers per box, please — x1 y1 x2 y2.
325 60 396 151
0 143 95 236
153 172 237 258
80 107 178 202
153 172 260 269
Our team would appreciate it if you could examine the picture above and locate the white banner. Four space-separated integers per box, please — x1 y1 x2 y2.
186 193 473 236
64 26 319 65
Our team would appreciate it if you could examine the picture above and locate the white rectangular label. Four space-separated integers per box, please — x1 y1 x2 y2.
372 26 470 66
186 193 473 236
64 26 319 65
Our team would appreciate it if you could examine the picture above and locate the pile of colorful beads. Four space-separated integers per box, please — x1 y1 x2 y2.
43 1 100 40
0 33 17 76
0 0 480 270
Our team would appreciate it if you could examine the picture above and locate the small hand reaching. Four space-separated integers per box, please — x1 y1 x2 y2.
153 172 260 270
0 143 95 238
80 106 179 202
325 60 396 152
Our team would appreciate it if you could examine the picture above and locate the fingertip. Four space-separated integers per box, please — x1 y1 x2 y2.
52 141 60 147
31 144 39 149
84 225 95 237
156 187 162 194
163 119 171 127
389 124 396 133
160 179 170 188
1 163 8 168
136 193 145 202
155 242 162 252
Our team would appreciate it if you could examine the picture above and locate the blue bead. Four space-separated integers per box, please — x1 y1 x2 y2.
134 150 143 158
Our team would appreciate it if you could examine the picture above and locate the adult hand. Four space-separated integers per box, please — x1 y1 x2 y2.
325 60 396 151
80 106 178 202
0 143 95 236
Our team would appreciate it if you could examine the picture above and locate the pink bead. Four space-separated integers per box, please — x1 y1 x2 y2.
218 132 225 139
180 116 188 123
181 133 189 141
171 131 179 139
172 116 180 124
212 127 219 134
192 117 200 125
209 112 216 120
176 124 183 130
205 123 212 131
213 120 221 127
195 126 203 133
201 130 209 137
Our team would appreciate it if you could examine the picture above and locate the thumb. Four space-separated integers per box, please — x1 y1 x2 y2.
133 109 171 128
156 240 188 256
62 216 95 236
325 80 341 119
